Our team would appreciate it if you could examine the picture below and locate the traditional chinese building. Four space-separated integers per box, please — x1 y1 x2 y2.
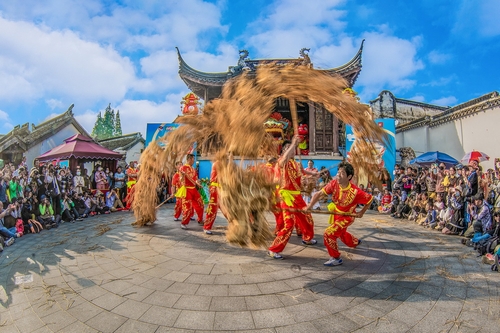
176 43 365 156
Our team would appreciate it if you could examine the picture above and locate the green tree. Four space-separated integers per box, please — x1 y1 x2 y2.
115 110 123 136
92 103 121 140
91 112 105 139
102 104 115 139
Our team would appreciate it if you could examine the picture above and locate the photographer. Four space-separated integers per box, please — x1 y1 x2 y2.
21 195 43 233
61 193 83 222
45 166 62 215
0 204 20 245
106 188 125 212
38 195 61 229
463 192 491 240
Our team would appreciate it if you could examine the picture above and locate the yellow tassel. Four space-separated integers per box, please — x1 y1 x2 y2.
279 189 301 207
175 186 187 198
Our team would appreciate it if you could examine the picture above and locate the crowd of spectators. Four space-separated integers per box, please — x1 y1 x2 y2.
0 161 160 252
368 160 500 264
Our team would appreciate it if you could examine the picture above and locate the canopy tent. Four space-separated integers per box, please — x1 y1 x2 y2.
409 151 459 168
37 134 123 171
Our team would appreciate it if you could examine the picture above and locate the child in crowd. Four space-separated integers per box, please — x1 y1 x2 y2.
378 189 392 214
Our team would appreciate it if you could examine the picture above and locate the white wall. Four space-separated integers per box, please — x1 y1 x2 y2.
26 124 81 168
397 127 428 155
125 142 144 164
397 104 500 169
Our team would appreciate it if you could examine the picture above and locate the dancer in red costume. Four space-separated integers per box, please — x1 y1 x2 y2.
171 161 183 221
203 162 219 235
307 161 373 266
268 137 319 260
125 161 139 210
177 154 204 229
263 157 282 234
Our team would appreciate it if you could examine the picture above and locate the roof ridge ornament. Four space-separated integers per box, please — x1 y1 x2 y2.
299 48 311 67
230 49 253 75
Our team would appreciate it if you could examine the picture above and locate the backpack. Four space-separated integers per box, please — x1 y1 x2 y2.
476 236 499 256
15 219 24 235
487 189 496 206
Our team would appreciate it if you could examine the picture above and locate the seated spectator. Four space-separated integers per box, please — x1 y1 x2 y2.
463 192 492 239
106 189 125 212
441 187 465 234
392 190 411 219
432 193 446 229
61 193 83 222
0 204 21 246
38 195 61 229
95 192 110 215
390 189 401 215
21 196 43 233
422 201 437 228
378 189 392 213
469 211 500 245
73 192 89 218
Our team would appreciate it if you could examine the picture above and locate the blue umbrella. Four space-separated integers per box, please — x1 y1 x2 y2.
409 151 459 168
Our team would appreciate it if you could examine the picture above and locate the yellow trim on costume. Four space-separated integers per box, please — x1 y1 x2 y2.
175 186 195 198
210 182 219 187
279 189 301 207
126 180 137 188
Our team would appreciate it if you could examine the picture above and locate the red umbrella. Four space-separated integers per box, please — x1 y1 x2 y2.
461 150 490 164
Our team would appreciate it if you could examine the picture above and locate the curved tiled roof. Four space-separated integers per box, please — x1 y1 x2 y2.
396 91 500 133
98 132 145 151
177 42 364 100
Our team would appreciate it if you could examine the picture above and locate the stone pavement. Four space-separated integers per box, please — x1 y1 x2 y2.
1 205 500 333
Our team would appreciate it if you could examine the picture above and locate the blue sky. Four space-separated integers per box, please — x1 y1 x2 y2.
0 0 499 136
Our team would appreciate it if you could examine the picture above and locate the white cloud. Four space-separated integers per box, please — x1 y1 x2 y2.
46 99 65 110
430 96 457 106
0 109 11 122
422 75 457 87
428 50 452 65
0 17 136 106
0 0 227 53
453 0 500 39
245 0 347 58
74 109 99 135
0 110 14 132
356 31 424 100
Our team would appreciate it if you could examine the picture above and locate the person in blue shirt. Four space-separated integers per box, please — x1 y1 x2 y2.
113 166 126 202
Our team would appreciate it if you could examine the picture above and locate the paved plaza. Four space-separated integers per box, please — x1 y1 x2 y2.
1 204 500 332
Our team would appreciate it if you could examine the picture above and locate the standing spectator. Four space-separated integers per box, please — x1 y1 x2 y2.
105 167 114 189
0 175 8 208
302 160 318 205
73 167 85 194
94 165 108 190
378 168 392 191
8 175 21 203
45 166 62 215
113 166 126 201
435 163 447 200
82 168 91 191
